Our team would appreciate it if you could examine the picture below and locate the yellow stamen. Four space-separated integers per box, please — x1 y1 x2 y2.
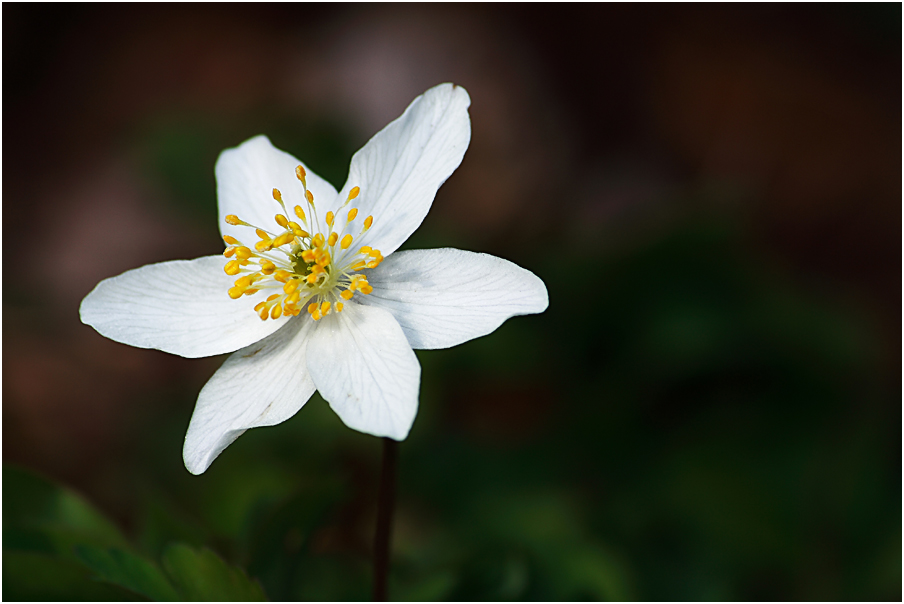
235 246 253 260
340 289 354 300
259 260 276 275
275 214 289 228
360 246 372 254
366 259 381 269
224 260 241 275
274 270 291 283
267 294 280 302
305 190 314 206
328 232 338 246
311 309 322 321
348 186 360 201
225 214 242 225
271 304 282 319
306 273 318 284
223 247 236 258
235 275 254 289
295 165 307 185
255 228 269 241
326 211 334 227
307 302 318 314
273 188 283 202
301 250 316 263
294 205 306 222
347 208 358 221
259 307 269 320
340 234 353 249
336 302 344 312
254 301 267 312
284 280 299 294
321 301 331 315
223 235 239 245
363 215 373 230
228 286 244 299
312 233 325 248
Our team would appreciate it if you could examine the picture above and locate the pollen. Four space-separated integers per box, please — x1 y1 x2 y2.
221 168 380 321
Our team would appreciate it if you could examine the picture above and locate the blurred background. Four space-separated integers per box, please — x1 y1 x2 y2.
3 4 901 601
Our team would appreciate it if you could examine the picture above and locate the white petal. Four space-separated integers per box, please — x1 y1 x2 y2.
306 304 420 440
183 317 316 474
216 135 339 240
334 84 471 257
80 256 287 358
357 248 548 350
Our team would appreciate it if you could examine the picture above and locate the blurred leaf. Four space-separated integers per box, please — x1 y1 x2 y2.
161 543 266 601
3 465 128 560
2 550 141 601
75 545 181 601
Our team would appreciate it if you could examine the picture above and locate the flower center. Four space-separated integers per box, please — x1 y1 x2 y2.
221 165 382 321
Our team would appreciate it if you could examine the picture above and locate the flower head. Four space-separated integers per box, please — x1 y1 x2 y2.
80 84 548 474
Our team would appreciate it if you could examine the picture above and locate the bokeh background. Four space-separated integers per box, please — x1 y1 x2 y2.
4 4 901 601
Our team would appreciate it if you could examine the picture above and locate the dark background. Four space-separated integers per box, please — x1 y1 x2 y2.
4 4 901 601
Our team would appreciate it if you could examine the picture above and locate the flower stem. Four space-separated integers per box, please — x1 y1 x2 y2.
372 437 398 602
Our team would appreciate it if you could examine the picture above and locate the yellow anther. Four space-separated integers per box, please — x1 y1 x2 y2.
366 259 381 269
326 211 334 227
224 260 241 275
310 264 325 275
259 259 276 275
225 214 242 225
224 247 236 258
315 250 331 266
274 270 291 282
363 215 373 230
273 188 283 202
223 235 239 245
347 208 358 221
255 228 269 241
368 249 382 257
255 240 271 252
275 214 289 228
360 246 372 254
305 190 314 206
295 165 307 185
311 309 322 321
352 261 366 271
348 186 360 201
340 289 354 300
235 246 252 260
235 275 254 289
336 302 344 312
266 294 280 302
254 301 267 312
258 307 269 320
306 273 318 284
284 280 299 294
340 234 353 249
286 291 301 304
307 302 318 314
273 233 294 247
301 250 316 263
328 232 338 247
271 304 282 319
359 284 373 295
228 286 244 299
294 205 306 221
321 301 331 315
244 288 259 296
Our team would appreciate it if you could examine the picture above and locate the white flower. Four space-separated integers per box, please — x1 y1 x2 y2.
80 84 548 475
